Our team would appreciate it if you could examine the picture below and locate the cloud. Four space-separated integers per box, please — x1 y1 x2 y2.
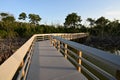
104 10 120 20
106 10 120 16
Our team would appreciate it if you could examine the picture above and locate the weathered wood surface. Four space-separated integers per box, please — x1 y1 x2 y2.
26 40 87 80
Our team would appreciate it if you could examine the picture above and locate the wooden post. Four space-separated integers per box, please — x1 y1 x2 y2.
54 39 57 48
43 36 44 41
77 51 82 72
71 34 72 40
22 70 25 77
53 39 55 47
20 61 25 78
60 35 62 38
67 34 68 40
50 36 52 45
57 41 60 52
64 44 68 59
20 61 24 68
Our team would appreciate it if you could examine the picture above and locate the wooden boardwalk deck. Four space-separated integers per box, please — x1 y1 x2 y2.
26 40 87 80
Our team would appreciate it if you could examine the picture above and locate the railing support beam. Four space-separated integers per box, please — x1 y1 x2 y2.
77 51 82 72
57 40 60 52
64 44 68 59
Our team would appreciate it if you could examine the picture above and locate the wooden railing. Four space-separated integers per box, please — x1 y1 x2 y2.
0 33 87 80
1 33 120 80
51 36 120 80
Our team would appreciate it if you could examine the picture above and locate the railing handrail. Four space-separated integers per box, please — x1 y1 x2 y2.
0 35 35 80
0 33 87 80
52 36 120 69
52 36 120 80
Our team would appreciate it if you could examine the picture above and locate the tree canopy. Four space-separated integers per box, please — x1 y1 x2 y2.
0 13 15 22
18 12 27 20
64 13 82 28
0 13 9 17
2 16 15 22
86 18 95 27
0 12 120 40
95 16 109 26
28 14 41 25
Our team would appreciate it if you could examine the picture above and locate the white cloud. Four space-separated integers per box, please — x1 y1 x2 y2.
106 10 120 16
104 10 120 20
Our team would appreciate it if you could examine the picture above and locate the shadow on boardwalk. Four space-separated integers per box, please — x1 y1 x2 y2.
26 40 87 80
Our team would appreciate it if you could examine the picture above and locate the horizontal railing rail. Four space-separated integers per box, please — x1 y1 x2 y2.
0 33 87 80
51 36 120 80
0 35 36 80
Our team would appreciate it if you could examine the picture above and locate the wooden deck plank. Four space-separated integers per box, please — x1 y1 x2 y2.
26 40 87 80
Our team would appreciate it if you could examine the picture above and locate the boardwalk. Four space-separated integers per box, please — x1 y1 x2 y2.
26 40 87 80
0 33 119 80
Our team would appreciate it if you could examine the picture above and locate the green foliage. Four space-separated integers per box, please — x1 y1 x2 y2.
64 13 82 28
0 13 8 17
86 18 95 27
0 13 15 22
28 14 41 25
95 16 109 26
18 12 27 20
0 12 120 40
2 16 15 22
86 16 120 37
0 30 7 38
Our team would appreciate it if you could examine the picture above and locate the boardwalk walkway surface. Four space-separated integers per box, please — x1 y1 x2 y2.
26 40 87 80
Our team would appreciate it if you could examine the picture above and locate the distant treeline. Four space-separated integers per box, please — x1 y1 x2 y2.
0 12 83 39
0 12 120 39
0 12 120 64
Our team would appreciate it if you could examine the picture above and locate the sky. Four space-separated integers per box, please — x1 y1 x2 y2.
0 0 120 25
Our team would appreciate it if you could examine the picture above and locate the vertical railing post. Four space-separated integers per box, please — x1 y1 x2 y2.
68 34 69 40
64 44 68 59
50 36 53 45
70 34 72 40
43 36 44 40
53 39 55 47
22 70 25 78
54 39 57 48
64 34 65 39
67 34 69 40
66 34 67 40
77 51 82 72
57 40 60 52
20 61 24 68
19 61 25 80
60 35 62 38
